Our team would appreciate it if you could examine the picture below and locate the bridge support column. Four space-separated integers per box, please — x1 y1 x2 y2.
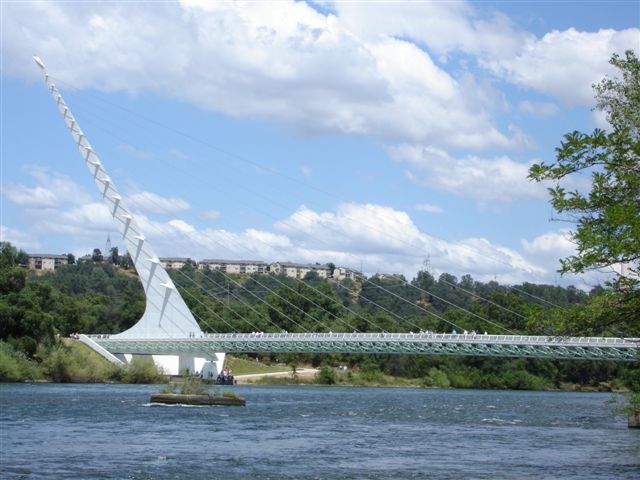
200 353 226 381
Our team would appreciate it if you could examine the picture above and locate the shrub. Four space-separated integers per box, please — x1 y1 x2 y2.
119 357 167 384
0 341 42 381
178 374 208 394
315 366 337 385
422 367 450 388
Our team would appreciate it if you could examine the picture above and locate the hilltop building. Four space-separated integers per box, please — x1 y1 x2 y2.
270 261 330 279
199 259 267 275
27 254 68 271
159 257 194 270
333 266 362 282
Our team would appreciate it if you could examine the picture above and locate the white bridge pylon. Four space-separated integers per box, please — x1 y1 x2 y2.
34 56 224 377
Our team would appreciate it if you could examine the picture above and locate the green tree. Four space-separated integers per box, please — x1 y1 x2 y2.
529 50 639 309
92 248 103 263
528 50 639 410
109 247 119 265
121 252 133 269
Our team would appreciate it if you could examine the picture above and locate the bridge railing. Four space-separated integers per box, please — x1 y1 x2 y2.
201 332 638 346
87 332 639 347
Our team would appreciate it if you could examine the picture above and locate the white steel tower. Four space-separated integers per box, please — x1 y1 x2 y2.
33 56 224 376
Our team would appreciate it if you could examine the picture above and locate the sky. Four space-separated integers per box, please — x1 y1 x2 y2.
1 0 639 290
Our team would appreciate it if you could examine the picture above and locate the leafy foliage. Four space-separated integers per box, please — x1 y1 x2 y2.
528 50 639 410
528 50 639 294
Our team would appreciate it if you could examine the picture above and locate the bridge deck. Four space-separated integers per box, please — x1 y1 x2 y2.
90 332 639 361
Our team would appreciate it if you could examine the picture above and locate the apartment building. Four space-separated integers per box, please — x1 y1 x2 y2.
27 254 68 271
159 257 193 270
199 259 267 275
333 266 362 282
270 261 330 279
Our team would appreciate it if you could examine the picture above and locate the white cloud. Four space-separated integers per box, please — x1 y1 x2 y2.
0 225 43 251
520 229 616 290
1 167 609 288
522 229 575 256
415 204 444 214
334 2 531 60
389 144 546 203
486 28 639 106
1 184 58 209
1 166 91 209
334 2 638 108
1 1 522 150
126 191 191 215
268 202 548 283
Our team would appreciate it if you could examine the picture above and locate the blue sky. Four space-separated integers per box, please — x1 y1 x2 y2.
1 1 638 289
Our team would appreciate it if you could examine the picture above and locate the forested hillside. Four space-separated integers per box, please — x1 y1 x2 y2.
1 241 636 390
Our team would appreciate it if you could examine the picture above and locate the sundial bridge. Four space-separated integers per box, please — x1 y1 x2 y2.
34 56 639 376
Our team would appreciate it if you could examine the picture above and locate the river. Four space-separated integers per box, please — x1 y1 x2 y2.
0 383 637 479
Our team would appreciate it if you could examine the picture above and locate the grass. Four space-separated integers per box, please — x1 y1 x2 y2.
224 355 291 375
246 367 424 387
0 338 167 384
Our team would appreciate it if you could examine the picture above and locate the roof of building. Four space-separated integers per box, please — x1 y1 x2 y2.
200 259 266 265
159 257 192 262
28 253 68 259
272 261 330 270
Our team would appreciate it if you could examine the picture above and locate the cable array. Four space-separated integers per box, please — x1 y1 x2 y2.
44 77 571 338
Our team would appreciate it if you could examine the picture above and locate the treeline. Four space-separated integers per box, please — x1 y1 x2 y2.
0 241 636 389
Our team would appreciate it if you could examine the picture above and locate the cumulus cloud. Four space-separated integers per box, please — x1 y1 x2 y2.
268 202 549 283
126 191 191 215
1 184 58 209
389 144 546 203
522 229 575 256
1 166 91 209
0 225 43 251
334 2 531 60
0 167 607 289
1 0 523 150
485 28 639 106
519 229 615 289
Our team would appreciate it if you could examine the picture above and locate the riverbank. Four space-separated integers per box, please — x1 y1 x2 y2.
240 367 628 392
0 339 165 384
0 339 632 394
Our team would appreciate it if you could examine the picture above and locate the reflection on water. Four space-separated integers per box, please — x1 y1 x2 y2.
1 383 638 479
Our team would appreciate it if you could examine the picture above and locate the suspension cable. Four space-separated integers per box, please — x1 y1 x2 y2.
55 80 566 329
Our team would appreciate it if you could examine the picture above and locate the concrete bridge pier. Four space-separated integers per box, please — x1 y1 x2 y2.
109 353 225 377
200 353 227 380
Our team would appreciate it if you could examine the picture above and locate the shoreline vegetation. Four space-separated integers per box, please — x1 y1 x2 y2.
0 341 629 394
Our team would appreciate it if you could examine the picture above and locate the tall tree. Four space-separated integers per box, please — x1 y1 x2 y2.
109 247 119 265
92 248 104 263
529 50 639 303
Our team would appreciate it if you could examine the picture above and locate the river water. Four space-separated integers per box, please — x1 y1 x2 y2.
0 383 638 479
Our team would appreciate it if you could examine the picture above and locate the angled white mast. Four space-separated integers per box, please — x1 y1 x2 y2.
33 56 202 339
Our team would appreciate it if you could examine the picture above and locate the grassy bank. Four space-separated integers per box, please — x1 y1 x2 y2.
245 364 627 392
0 339 166 384
224 355 291 375
0 342 629 394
